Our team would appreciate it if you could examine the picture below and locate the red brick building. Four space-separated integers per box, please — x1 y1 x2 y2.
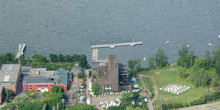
23 76 55 92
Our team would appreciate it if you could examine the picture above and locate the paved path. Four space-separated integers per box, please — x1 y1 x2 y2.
179 101 220 110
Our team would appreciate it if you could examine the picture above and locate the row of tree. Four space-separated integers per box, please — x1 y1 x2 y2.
30 53 89 69
161 91 220 110
177 45 220 69
0 53 18 67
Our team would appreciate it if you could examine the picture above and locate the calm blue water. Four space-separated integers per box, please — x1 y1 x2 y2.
0 0 220 67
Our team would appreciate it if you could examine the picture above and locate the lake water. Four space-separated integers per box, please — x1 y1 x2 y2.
0 0 220 67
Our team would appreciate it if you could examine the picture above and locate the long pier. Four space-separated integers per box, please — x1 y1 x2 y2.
91 41 143 49
91 41 143 63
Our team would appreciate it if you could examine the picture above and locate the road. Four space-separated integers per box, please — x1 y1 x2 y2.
138 74 159 110
179 101 220 110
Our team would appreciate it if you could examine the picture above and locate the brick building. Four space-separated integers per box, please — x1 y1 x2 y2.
22 68 69 92
0 86 4 103
0 64 21 103
0 64 21 93
23 76 54 92
97 54 119 91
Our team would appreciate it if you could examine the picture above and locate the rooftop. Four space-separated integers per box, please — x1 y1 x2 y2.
54 68 68 87
23 76 54 84
0 64 21 86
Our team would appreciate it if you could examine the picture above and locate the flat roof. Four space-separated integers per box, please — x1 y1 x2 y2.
0 64 21 86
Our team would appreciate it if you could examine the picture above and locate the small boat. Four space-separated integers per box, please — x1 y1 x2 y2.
218 35 220 39
165 40 169 44
143 57 146 61
186 44 190 48
208 43 212 46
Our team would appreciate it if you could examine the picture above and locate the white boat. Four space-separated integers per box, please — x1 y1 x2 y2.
218 35 220 39
208 43 212 46
186 44 190 48
143 57 146 61
165 40 169 44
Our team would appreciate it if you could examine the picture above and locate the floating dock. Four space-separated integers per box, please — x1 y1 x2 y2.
16 43 26 59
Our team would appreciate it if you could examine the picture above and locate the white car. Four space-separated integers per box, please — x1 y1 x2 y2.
144 97 148 103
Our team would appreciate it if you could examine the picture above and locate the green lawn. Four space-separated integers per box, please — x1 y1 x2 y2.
140 65 210 108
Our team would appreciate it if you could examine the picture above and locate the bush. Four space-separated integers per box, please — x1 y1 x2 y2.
78 72 85 78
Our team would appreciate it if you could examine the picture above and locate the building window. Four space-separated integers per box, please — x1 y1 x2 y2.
37 85 38 87
30 85 32 87
44 85 46 87
30 88 32 89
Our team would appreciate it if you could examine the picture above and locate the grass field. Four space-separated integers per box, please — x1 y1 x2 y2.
140 65 210 108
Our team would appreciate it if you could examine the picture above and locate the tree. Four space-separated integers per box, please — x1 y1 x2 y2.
92 82 100 95
6 53 14 62
77 72 85 78
49 53 57 62
216 66 220 75
57 54 64 62
27 57 31 64
177 44 196 68
51 86 64 93
148 57 155 68
128 60 138 70
79 54 88 69
161 104 168 110
32 54 44 62
213 46 220 67
72 54 81 61
120 93 132 105
42 57 48 63
19 55 25 65
194 58 206 68
155 49 168 67
204 50 212 68
0 54 7 66
65 55 72 62
132 92 139 104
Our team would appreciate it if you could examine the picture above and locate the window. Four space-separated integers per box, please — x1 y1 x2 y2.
30 88 32 89
30 85 32 87
44 85 46 87
37 85 38 87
